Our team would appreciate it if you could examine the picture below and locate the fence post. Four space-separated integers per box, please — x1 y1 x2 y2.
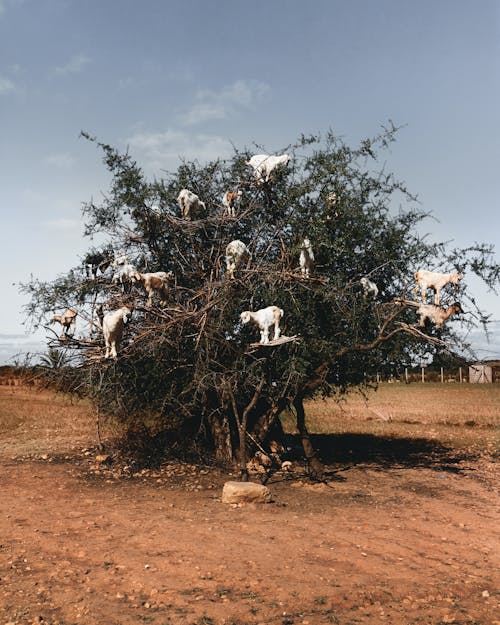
421 366 425 383
459 367 463 383
405 368 408 383
441 367 444 383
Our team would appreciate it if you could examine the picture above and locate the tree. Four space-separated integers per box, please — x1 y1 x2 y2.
22 125 500 477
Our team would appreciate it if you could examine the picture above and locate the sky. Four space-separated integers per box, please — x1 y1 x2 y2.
0 0 499 364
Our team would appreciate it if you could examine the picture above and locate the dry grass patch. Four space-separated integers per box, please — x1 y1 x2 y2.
0 385 96 456
303 383 500 426
296 383 500 451
2 382 499 460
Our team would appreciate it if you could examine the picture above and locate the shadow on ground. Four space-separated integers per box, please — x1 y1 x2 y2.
289 433 476 473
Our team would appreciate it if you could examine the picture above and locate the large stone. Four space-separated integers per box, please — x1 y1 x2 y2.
221 481 271 504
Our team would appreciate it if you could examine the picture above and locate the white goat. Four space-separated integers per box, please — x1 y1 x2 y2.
177 189 206 220
112 263 137 292
299 238 315 278
222 190 242 217
417 302 463 329
246 154 291 185
98 306 133 359
360 277 379 298
225 240 250 280
414 269 463 306
111 254 129 268
240 306 284 344
132 271 173 307
51 308 77 337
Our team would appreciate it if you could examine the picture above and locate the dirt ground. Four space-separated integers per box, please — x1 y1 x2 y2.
0 385 498 625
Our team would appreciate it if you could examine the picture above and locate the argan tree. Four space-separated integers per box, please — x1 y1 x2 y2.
22 125 500 477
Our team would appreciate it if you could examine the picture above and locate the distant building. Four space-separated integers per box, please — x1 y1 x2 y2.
468 360 500 383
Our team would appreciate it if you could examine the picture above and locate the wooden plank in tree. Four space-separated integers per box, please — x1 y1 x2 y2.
247 335 300 352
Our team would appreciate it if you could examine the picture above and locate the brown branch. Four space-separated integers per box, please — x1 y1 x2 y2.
299 360 330 395
241 375 266 425
297 302 446 396
333 325 406 360
396 322 448 347
162 208 255 233
227 375 266 481
293 395 324 478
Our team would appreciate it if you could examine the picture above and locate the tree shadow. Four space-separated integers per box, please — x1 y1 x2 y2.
287 433 477 474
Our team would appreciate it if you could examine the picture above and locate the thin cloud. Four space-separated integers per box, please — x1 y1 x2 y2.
45 218 81 231
0 76 15 94
0 0 28 19
44 152 76 169
127 129 233 173
118 76 136 89
466 323 500 360
9 63 23 75
0 0 21 17
20 187 44 204
178 79 270 126
53 53 91 76
0 339 46 365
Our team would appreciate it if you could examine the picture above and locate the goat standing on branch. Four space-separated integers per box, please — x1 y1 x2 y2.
246 154 291 185
51 309 77 337
414 269 463 305
112 263 137 293
417 302 464 329
225 240 250 280
240 306 284 344
222 190 242 217
132 271 173 307
177 189 206 220
97 305 133 359
299 238 315 279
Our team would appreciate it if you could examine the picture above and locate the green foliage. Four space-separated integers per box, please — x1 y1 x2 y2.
39 347 71 370
21 127 500 464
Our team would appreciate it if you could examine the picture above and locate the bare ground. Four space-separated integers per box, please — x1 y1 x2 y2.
0 385 499 625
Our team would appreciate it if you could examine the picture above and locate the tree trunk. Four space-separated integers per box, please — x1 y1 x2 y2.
206 411 235 464
237 424 249 481
293 395 324 478
233 376 265 481
251 397 289 445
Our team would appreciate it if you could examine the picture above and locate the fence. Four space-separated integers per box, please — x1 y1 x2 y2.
370 367 470 384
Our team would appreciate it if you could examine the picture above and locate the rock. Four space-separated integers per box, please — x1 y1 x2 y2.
254 451 272 467
95 454 112 465
221 481 271 504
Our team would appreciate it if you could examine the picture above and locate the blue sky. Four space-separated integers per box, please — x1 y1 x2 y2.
0 0 499 363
